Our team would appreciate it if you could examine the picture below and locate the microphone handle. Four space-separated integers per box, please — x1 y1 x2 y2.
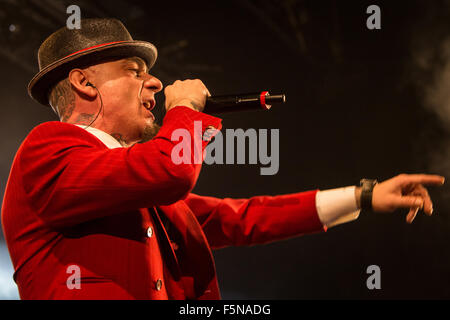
204 91 286 114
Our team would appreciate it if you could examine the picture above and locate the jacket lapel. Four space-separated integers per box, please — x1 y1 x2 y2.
157 200 220 299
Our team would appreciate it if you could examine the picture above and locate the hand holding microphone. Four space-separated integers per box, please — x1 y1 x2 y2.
164 79 210 113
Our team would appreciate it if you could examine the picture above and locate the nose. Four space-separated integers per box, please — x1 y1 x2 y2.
143 74 163 93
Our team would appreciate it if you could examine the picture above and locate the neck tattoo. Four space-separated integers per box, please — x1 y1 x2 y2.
110 133 129 147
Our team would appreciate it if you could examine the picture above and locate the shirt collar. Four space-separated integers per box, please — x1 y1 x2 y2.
75 125 123 149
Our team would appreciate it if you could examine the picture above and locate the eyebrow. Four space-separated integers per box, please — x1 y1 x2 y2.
123 57 148 73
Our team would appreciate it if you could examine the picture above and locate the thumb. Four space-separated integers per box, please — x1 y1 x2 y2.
393 195 424 209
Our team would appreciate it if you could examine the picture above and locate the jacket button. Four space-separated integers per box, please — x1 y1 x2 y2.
171 241 179 250
155 279 163 291
146 226 153 238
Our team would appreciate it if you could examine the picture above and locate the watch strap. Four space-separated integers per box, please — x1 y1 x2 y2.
360 179 378 210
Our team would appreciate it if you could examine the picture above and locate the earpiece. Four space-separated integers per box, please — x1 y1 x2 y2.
83 80 103 129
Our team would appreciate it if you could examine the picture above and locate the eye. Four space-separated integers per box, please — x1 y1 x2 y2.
129 68 141 77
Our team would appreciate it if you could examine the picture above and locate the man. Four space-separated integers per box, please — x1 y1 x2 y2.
1 18 445 300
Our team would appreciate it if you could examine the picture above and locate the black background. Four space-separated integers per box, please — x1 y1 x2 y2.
0 0 449 299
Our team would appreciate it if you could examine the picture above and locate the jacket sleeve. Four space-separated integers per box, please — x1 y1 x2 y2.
18 106 221 228
184 191 326 249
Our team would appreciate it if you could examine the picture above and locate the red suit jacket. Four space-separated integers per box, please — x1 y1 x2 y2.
1 106 325 300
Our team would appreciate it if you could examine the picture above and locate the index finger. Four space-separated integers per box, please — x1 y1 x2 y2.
397 174 445 186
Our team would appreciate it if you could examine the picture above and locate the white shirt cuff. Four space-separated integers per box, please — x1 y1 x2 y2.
315 186 361 228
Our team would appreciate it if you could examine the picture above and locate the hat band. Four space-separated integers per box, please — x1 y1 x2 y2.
62 40 128 60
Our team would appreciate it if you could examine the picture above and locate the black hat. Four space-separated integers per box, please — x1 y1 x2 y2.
28 18 158 107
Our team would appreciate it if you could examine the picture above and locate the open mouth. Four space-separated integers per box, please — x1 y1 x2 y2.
142 100 155 110
142 100 156 121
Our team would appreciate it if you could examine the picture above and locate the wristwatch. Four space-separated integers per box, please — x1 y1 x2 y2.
359 179 378 210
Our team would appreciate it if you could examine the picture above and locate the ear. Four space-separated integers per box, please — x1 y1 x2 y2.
68 69 97 99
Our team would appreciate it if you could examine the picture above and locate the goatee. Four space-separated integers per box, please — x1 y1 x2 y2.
139 123 161 143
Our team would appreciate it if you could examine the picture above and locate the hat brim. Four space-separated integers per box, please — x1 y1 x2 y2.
28 40 158 107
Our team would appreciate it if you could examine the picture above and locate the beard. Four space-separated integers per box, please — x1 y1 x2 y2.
139 122 161 143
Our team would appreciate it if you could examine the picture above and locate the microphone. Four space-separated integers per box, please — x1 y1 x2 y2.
203 91 286 114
